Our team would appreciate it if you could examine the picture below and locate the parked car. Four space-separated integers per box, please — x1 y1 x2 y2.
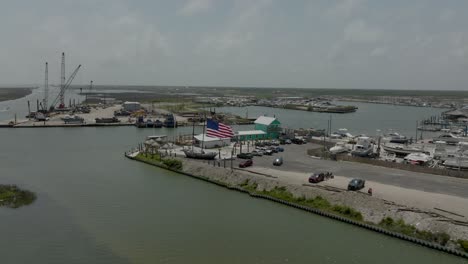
264 149 273 155
308 173 325 183
251 150 263 156
239 159 253 168
269 146 279 153
285 139 292 144
348 178 365 191
273 157 283 166
271 140 280 146
276 146 284 152
237 153 254 159
308 172 333 183
291 138 303 144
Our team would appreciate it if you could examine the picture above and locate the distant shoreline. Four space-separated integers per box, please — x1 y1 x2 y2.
0 87 33 103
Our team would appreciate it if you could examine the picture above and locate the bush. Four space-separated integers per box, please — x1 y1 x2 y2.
458 240 468 252
378 217 450 246
162 158 183 170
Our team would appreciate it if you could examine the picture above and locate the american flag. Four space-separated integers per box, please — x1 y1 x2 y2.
206 119 234 138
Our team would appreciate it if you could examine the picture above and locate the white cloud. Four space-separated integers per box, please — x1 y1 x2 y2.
178 0 213 16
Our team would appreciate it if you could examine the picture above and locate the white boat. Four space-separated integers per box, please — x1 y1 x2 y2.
404 152 432 165
62 115 84 124
329 142 350 154
433 141 447 160
351 137 373 157
382 144 428 156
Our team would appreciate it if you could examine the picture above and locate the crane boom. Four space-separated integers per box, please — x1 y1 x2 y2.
51 64 81 109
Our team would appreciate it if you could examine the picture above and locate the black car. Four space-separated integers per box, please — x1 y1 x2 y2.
291 138 303 144
348 178 365 191
237 153 254 159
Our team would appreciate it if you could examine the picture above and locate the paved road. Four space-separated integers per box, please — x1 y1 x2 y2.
248 143 468 198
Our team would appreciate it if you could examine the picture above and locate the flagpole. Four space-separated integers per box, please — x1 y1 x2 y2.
202 112 206 150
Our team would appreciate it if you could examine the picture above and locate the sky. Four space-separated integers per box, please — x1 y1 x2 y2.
1 0 468 90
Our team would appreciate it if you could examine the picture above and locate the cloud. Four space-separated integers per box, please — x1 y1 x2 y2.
178 0 213 16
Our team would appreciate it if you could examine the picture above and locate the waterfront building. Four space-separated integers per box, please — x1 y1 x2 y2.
123 101 141 112
254 116 281 139
236 130 267 141
194 134 230 149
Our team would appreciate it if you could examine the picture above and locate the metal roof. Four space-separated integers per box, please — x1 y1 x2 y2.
254 116 277 125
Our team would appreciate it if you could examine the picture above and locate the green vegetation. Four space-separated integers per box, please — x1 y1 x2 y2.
0 184 36 208
162 158 183 170
240 184 363 221
458 240 468 253
379 217 450 246
135 153 183 171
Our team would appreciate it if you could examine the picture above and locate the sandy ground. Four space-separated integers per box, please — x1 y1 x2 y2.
12 105 133 127
248 166 468 220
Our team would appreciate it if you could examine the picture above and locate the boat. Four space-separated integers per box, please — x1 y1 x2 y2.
62 115 84 124
95 117 120 123
351 137 373 157
389 132 409 144
329 142 350 154
35 112 49 121
382 144 428 156
135 117 163 128
164 114 177 128
433 141 447 160
404 152 432 165
183 149 217 160
443 156 468 170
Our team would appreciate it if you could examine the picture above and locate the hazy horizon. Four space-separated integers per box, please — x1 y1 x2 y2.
1 0 468 90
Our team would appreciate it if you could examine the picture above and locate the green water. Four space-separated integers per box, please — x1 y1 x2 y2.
0 127 466 263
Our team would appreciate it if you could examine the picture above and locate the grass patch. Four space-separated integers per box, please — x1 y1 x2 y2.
162 158 183 170
240 185 364 222
0 185 36 208
379 217 450 246
135 153 183 171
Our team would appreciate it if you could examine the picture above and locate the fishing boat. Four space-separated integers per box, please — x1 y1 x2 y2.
164 114 177 128
62 115 84 124
95 117 120 123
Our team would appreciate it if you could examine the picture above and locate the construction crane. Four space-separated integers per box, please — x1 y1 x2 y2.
50 64 82 110
60 52 65 108
42 62 48 112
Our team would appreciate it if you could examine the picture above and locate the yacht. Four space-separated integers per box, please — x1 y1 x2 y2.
389 132 409 144
404 152 432 165
329 142 350 154
351 137 373 157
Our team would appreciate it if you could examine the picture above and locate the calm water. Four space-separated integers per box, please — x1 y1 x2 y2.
218 103 444 137
0 126 465 264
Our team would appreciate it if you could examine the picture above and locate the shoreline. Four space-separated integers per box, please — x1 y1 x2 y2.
125 151 468 258
0 87 34 103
